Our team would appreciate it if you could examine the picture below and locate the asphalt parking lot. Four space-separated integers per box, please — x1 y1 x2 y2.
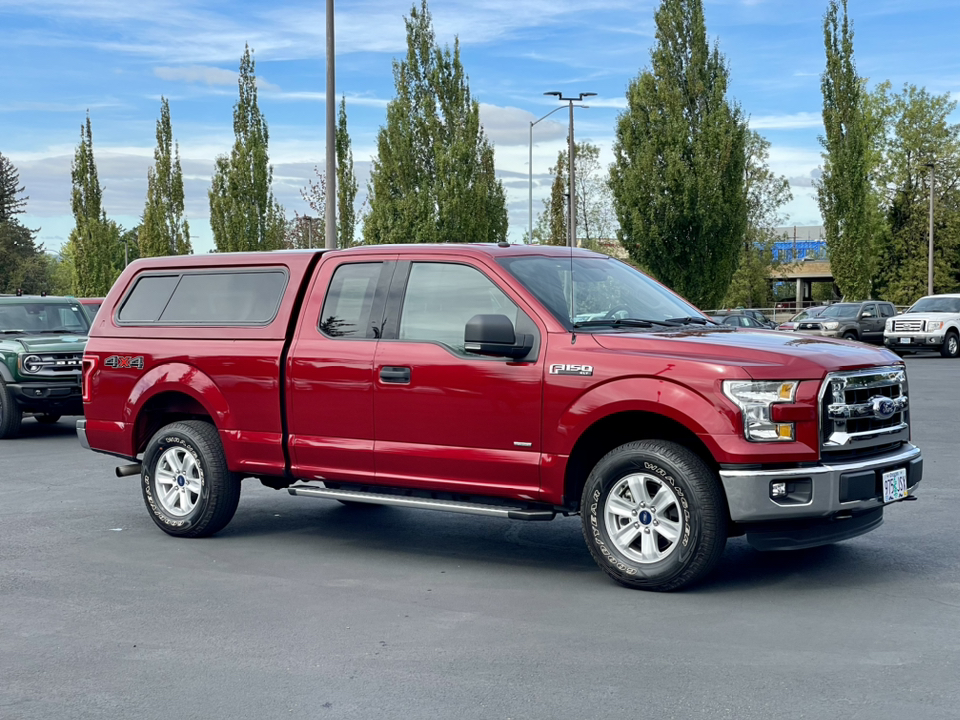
1 355 958 720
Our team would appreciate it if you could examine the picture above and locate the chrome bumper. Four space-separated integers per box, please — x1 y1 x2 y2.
76 418 90 450
719 443 922 523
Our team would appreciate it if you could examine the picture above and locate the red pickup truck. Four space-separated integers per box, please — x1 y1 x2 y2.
78 244 921 591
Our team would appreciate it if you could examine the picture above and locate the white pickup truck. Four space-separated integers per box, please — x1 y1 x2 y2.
884 294 960 357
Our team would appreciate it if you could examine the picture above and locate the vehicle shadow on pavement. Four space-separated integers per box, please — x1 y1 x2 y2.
8 417 80 440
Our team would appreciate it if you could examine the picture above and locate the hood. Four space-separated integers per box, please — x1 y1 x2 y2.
894 312 960 322
591 326 901 380
7 334 88 353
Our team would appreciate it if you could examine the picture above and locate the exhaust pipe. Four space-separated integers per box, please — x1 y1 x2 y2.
115 463 142 478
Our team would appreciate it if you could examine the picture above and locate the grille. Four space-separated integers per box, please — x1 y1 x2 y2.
20 352 83 377
893 319 923 333
798 322 821 331
820 366 909 459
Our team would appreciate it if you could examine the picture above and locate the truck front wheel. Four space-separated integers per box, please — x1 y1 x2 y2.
581 440 727 591
0 379 22 439
141 420 241 538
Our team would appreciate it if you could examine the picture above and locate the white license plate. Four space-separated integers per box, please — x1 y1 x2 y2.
899 337 912 344
882 468 908 503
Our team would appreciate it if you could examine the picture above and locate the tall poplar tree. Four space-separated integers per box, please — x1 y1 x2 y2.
817 0 875 300
0 152 29 222
209 45 285 252
68 115 120 296
363 0 507 245
533 151 567 246
609 0 746 309
139 98 191 258
335 96 358 248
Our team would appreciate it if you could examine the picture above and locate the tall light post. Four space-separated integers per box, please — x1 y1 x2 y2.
324 0 336 250
529 105 568 243
926 162 935 296
544 91 596 247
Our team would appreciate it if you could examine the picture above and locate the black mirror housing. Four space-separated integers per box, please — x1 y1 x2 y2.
464 314 533 359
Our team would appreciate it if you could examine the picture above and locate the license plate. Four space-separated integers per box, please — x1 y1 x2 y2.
899 337 912 344
882 468 908 503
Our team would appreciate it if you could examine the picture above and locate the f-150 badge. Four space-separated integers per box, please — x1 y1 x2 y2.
104 355 144 370
550 363 593 376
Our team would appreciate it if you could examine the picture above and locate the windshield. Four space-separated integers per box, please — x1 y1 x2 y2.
498 255 705 329
818 303 859 318
790 307 823 322
907 297 960 314
0 301 90 335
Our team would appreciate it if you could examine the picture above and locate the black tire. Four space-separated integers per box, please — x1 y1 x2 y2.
35 414 62 425
0 379 23 439
141 420 241 538
842 331 858 341
940 331 960 358
581 440 727 592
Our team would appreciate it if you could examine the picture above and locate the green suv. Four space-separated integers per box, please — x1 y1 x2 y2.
0 295 89 438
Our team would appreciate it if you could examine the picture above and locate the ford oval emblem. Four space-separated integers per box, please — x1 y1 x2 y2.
872 396 896 421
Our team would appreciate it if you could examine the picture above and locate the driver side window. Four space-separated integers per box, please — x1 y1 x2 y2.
399 263 521 355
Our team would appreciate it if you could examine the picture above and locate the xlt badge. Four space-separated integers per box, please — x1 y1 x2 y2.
550 363 593 376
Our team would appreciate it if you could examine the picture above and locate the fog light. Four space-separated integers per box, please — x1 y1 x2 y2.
771 482 787 498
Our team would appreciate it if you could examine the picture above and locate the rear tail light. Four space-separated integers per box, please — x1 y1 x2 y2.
81 355 98 402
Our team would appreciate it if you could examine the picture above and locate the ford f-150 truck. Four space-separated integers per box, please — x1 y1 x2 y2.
77 244 922 591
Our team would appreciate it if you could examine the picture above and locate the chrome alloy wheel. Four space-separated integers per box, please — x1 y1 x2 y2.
154 446 203 517
603 473 684 564
948 334 959 356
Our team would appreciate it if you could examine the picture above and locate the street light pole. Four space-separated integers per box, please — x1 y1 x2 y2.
325 0 336 250
528 105 568 243
927 162 935 296
544 92 596 247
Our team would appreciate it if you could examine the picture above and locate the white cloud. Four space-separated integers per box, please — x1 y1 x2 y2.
749 112 822 130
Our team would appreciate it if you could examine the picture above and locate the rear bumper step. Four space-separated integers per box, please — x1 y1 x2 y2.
287 485 556 521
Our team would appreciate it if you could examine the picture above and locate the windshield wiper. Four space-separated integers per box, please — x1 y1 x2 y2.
665 316 711 325
1 329 28 334
574 318 672 329
34 329 87 335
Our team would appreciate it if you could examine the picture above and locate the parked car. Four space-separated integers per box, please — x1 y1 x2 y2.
78 297 104 324
77 245 921 591
795 301 896 344
884 293 960 358
709 313 770 329
713 308 776 328
0 295 88 438
777 306 828 332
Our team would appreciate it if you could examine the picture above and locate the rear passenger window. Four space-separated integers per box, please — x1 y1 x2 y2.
319 263 384 339
880 304 894 318
118 270 287 325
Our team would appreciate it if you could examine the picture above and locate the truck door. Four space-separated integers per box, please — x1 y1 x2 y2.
372 259 544 498
859 302 882 342
286 256 394 483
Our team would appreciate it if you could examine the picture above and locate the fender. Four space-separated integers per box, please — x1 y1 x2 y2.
551 376 737 459
124 362 233 432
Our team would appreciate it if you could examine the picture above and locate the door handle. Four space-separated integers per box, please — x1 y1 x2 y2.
379 366 411 384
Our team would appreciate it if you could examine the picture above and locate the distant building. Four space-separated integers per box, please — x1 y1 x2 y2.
773 225 827 263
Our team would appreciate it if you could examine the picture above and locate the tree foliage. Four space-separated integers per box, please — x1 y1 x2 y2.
139 98 191 258
336 96 359 248
724 131 792 308
871 84 960 303
363 0 507 245
609 0 747 309
816 0 877 301
0 151 28 222
533 150 568 246
209 45 285 252
69 115 121 296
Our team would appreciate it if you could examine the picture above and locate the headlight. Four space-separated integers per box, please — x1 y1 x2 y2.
886 320 894 331
822 321 840 330
20 354 43 373
927 320 943 332
723 380 798 442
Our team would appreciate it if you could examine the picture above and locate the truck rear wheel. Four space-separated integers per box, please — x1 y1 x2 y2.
581 440 727 591
940 330 959 358
0 379 22 439
141 420 241 538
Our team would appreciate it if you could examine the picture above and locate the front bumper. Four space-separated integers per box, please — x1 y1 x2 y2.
719 443 922 547
884 334 943 350
8 381 83 416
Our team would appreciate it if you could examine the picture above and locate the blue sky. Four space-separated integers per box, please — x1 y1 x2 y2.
2 0 959 254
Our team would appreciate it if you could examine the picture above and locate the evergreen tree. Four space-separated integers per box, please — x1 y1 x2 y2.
69 115 119 296
816 0 876 301
209 45 285 252
533 151 567 246
0 151 28 222
609 0 747 309
140 98 191 258
724 131 792 308
363 1 507 245
336 96 359 248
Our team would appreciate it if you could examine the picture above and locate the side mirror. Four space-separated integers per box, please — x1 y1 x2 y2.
464 314 533 359
861 312 874 319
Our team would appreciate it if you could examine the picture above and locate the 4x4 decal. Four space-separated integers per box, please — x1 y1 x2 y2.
104 355 144 370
